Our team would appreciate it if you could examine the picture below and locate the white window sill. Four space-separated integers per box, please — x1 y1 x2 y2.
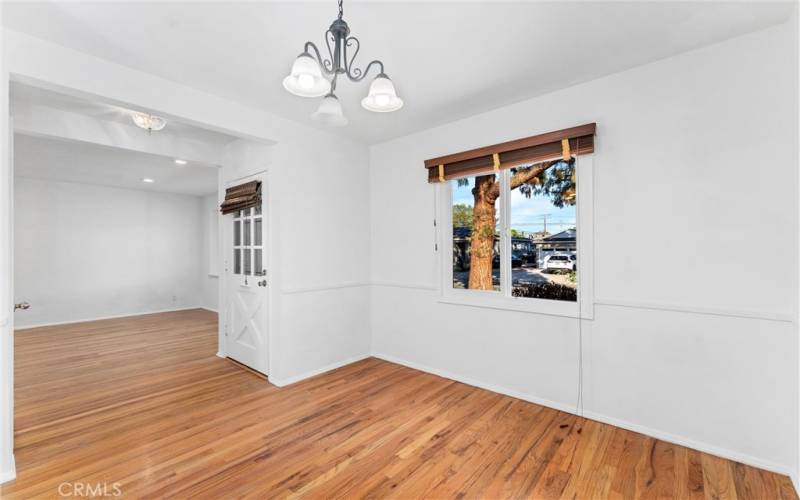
437 293 593 319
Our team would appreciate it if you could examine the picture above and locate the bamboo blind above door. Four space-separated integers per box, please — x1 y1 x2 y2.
220 181 261 215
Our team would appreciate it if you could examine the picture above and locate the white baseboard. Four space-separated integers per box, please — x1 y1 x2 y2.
372 352 794 479
14 306 209 330
215 351 226 359
269 353 371 387
0 454 16 485
579 410 793 478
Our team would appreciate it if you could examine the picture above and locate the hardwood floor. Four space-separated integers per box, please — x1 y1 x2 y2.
2 309 796 499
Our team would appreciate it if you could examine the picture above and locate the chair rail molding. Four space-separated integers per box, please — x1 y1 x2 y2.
593 297 793 323
281 281 370 295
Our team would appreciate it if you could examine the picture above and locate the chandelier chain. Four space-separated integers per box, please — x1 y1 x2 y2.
338 0 343 20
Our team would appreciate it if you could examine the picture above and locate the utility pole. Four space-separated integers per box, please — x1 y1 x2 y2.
538 214 552 235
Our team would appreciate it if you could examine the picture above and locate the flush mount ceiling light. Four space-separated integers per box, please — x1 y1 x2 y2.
142 177 155 183
282 0 403 126
174 159 188 165
131 112 166 134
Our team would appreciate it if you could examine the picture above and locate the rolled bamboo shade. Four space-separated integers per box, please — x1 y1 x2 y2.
424 123 596 183
220 181 261 215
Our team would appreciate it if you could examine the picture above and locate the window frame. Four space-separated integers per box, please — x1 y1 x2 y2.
436 155 594 319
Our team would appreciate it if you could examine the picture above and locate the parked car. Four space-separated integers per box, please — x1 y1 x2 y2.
521 251 537 266
543 254 573 272
457 250 515 269
453 252 468 272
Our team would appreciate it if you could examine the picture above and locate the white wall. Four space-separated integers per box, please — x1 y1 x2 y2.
369 20 798 477
221 138 371 386
14 176 205 328
200 193 219 312
270 139 371 385
0 4 14 483
795 5 800 491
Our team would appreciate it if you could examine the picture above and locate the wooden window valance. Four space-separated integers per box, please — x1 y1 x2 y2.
220 181 261 215
423 123 596 183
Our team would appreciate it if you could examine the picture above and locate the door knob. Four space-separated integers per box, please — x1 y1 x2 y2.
15 302 30 311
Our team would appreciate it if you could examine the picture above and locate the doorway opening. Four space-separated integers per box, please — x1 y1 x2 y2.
7 82 273 474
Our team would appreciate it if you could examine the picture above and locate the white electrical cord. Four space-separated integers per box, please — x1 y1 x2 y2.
574 138 584 417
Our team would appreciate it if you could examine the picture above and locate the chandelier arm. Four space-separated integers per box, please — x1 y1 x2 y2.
343 36 360 78
325 30 340 73
304 41 334 75
346 59 385 82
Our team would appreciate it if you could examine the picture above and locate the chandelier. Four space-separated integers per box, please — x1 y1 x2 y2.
282 0 403 127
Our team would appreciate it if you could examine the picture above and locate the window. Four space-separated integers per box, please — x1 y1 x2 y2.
439 156 593 318
232 206 264 276
428 123 595 317
449 159 576 301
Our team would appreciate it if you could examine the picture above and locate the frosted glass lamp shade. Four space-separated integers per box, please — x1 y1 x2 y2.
311 94 348 127
131 112 166 131
283 53 331 97
361 74 403 112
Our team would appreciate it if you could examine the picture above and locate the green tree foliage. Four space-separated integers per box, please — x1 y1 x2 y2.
512 158 576 208
452 203 474 229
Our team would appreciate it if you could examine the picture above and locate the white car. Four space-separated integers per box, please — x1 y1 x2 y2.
543 254 573 271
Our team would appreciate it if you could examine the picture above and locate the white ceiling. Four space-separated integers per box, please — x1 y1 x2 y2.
2 1 795 144
14 134 219 196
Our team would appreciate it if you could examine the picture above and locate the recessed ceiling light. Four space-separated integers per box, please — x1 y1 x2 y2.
142 178 155 183
174 159 187 165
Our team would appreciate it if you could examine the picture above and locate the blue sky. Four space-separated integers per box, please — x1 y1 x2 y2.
452 176 575 235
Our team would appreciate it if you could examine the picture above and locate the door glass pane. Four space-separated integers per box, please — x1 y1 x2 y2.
234 249 241 274
254 249 262 276
254 218 262 246
243 249 251 275
243 219 251 246
234 220 241 246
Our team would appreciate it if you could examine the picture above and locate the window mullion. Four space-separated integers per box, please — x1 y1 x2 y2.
500 170 511 297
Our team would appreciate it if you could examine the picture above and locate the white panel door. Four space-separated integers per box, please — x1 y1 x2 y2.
225 175 268 374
